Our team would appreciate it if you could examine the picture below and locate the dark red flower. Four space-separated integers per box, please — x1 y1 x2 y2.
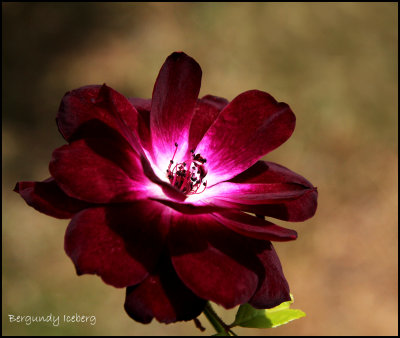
14 52 317 324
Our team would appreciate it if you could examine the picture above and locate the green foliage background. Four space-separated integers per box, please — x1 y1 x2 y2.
3 2 398 336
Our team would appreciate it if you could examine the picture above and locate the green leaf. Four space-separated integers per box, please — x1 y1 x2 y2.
232 294 306 329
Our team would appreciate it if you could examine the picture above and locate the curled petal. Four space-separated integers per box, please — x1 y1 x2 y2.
195 90 296 186
14 178 90 219
65 201 169 288
150 52 202 169
206 182 312 204
211 210 297 242
210 161 318 221
249 241 291 309
215 190 318 222
57 85 140 151
124 256 206 324
230 160 314 185
169 213 261 309
49 137 149 204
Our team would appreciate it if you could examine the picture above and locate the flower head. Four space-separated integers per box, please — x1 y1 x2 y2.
15 52 317 324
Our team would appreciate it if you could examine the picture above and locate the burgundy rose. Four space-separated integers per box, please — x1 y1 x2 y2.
14 52 317 324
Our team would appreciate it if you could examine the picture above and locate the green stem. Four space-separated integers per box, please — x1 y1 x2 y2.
203 302 225 333
203 302 237 336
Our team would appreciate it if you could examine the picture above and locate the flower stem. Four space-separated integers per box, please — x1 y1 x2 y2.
203 302 237 336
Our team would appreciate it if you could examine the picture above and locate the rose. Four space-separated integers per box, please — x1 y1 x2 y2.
15 52 317 324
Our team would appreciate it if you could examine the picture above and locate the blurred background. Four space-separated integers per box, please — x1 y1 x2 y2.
2 2 398 336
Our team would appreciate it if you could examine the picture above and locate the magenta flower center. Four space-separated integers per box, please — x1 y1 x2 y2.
166 143 208 195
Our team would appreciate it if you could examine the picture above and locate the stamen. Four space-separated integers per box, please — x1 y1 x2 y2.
167 143 179 173
166 143 208 195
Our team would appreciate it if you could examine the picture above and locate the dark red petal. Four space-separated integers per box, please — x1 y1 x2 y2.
128 97 152 113
49 137 149 203
168 213 260 309
188 95 229 152
211 210 298 242
127 98 152 152
150 52 202 168
200 94 230 111
124 256 206 324
14 178 90 219
216 189 318 222
213 161 318 222
230 160 313 186
249 241 291 309
195 90 296 186
57 85 140 149
65 201 169 288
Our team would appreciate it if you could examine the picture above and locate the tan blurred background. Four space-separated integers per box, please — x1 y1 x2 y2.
2 2 398 336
